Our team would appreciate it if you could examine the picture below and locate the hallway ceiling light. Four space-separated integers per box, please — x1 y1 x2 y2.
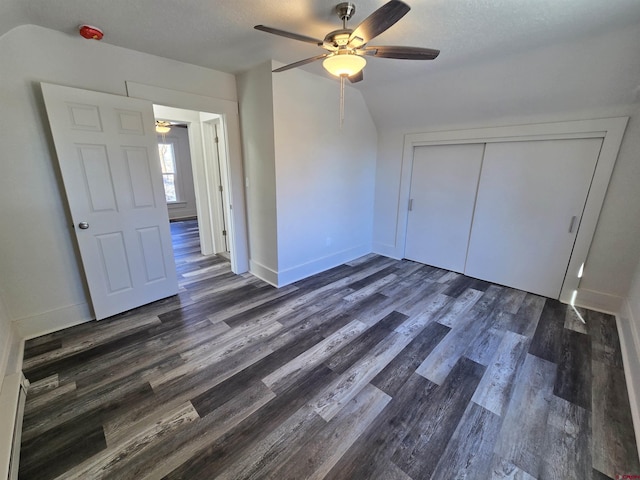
155 121 171 134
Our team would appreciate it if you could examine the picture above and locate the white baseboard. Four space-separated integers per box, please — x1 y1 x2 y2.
0 332 11 396
0 373 27 480
0 325 26 480
372 241 402 260
616 300 640 463
13 302 93 340
574 288 623 314
249 260 278 287
250 246 373 288
276 245 370 287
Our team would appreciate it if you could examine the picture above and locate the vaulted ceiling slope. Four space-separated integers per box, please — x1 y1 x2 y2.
2 0 640 129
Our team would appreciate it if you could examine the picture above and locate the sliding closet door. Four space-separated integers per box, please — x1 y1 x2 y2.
405 144 484 273
465 138 602 298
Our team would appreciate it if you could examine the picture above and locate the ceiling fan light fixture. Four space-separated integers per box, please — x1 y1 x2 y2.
322 53 366 77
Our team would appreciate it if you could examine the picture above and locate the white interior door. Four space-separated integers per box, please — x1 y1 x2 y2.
41 83 179 320
405 144 484 273
465 138 602 298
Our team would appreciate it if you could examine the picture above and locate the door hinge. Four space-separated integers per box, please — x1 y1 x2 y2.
222 230 227 236
214 137 219 144
218 185 223 192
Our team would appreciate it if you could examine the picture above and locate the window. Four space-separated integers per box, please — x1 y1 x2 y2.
158 143 178 202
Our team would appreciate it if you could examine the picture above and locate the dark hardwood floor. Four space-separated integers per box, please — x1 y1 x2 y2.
18 219 640 479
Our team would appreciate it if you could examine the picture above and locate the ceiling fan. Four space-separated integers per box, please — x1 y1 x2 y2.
254 0 440 83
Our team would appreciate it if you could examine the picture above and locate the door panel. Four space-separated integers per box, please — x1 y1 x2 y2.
124 147 156 208
41 83 178 319
465 138 602 298
405 144 484 273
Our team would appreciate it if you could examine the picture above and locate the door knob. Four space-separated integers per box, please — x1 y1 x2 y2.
78 221 89 230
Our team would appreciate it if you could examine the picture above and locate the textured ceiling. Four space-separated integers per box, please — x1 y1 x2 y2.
3 0 640 83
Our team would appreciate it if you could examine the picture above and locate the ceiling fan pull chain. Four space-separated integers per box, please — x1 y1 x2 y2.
340 74 346 127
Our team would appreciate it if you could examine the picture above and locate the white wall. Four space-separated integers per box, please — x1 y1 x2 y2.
237 61 279 284
0 290 22 480
0 294 17 387
272 65 377 285
371 23 640 308
238 61 377 286
619 256 640 460
0 25 237 337
156 127 198 220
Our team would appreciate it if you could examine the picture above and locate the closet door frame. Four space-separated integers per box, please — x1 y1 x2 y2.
396 117 628 304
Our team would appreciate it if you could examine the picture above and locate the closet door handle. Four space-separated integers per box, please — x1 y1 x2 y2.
568 215 577 233
408 199 414 212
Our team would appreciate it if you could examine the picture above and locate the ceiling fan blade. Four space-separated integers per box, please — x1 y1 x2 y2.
348 0 411 47
359 45 440 60
272 54 329 72
254 25 323 45
348 70 364 83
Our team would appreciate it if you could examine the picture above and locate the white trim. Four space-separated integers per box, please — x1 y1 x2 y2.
616 301 640 463
125 81 249 274
249 260 279 287
0 373 27 480
250 245 372 288
13 302 93 340
397 117 629 302
373 241 402 260
574 288 623 315
0 322 24 480
0 329 12 393
276 244 371 287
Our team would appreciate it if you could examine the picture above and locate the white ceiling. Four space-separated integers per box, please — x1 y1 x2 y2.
2 0 640 128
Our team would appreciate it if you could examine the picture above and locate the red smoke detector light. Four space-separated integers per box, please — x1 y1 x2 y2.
79 25 104 40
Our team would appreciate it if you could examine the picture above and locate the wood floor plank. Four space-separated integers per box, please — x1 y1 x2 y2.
19 414 107 480
528 298 564 363
436 287 484 328
564 305 589 334
554 327 592 410
493 353 557 478
589 310 625 368
324 311 408 375
23 321 160 381
163 365 338 478
24 374 59 397
508 293 545 337
18 220 639 480
471 330 529 416
371 320 450 397
430 402 503 480
311 294 451 422
540 395 592 480
54 402 200 480
391 357 486 479
22 379 155 443
262 319 369 391
415 289 497 385
24 381 77 414
268 383 391 480
117 382 276 480
464 326 505 366
592 359 640 477
324 373 439 480
489 456 537 479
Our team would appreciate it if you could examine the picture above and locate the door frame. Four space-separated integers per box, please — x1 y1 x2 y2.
202 117 232 253
396 117 628 305
126 82 249 274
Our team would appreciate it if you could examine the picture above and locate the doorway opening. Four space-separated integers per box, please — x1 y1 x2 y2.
153 105 232 265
